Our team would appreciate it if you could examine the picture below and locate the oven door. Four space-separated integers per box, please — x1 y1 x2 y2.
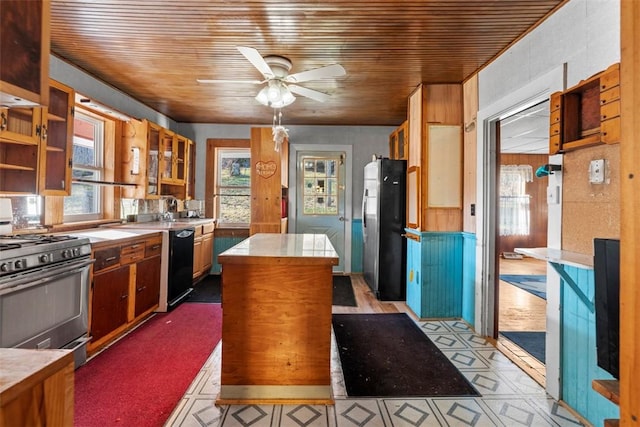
0 258 93 350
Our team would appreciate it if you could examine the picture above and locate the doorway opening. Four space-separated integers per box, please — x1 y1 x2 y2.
495 100 549 384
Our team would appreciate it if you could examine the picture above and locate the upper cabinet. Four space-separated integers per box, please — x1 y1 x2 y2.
121 118 190 199
389 121 407 160
407 84 463 232
0 79 74 195
549 63 620 154
40 80 74 195
0 0 50 107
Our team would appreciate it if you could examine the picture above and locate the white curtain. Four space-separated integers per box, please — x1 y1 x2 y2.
499 165 533 236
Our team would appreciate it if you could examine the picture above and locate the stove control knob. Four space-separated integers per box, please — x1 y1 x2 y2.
62 250 70 258
40 254 50 263
72 248 79 256
14 259 25 269
0 263 8 272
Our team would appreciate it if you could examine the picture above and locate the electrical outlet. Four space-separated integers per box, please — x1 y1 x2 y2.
589 159 605 184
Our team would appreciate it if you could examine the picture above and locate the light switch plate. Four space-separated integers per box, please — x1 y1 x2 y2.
589 159 605 184
547 186 559 204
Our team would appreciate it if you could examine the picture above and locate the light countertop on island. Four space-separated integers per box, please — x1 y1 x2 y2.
218 233 339 265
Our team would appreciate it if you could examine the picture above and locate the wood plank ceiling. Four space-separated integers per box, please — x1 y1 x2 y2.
49 0 566 126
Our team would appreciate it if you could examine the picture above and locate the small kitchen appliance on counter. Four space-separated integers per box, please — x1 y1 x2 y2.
0 199 12 235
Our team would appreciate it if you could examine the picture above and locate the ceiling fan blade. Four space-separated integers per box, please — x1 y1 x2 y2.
285 64 346 83
237 46 275 79
288 84 331 102
197 79 263 84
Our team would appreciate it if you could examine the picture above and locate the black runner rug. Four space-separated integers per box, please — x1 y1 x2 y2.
187 275 221 303
333 275 357 307
187 274 357 306
332 313 479 397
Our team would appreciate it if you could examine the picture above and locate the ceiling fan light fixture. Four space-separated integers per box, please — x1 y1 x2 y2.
255 81 296 108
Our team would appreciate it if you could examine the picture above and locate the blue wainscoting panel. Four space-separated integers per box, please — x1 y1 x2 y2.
461 232 476 326
351 218 363 273
211 235 246 274
405 230 464 318
561 265 619 425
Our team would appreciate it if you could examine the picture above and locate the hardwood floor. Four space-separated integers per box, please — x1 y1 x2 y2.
336 264 548 387
497 256 547 386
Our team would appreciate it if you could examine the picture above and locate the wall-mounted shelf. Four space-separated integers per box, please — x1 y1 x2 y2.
549 63 620 154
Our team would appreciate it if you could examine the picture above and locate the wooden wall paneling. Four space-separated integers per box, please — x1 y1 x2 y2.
561 144 620 255
250 127 282 235
463 75 478 233
425 84 463 124
620 0 640 422
498 153 549 254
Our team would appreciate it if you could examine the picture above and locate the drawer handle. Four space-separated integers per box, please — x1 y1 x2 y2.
105 256 117 262
150 244 161 250
130 244 141 249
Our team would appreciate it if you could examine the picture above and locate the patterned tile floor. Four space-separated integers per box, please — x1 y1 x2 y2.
165 319 584 427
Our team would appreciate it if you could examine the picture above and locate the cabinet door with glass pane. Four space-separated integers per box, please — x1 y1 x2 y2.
40 80 74 195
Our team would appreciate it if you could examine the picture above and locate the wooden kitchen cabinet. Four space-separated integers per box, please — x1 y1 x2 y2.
121 118 190 199
91 264 130 343
87 233 162 355
39 79 74 195
193 221 214 281
121 119 161 199
0 79 74 195
0 0 50 107
389 120 407 160
134 255 161 317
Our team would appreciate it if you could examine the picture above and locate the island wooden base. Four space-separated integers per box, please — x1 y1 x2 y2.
218 235 338 405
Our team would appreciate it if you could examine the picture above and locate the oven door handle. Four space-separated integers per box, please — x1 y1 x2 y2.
0 258 95 295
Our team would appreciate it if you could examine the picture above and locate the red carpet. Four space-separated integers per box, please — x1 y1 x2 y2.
74 303 222 427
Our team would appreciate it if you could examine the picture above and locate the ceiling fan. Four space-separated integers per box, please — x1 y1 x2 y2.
197 46 346 108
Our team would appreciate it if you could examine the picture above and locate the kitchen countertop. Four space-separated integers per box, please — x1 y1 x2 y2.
218 233 338 265
108 218 215 231
66 228 161 244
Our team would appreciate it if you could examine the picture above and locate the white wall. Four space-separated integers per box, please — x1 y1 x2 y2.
177 123 392 217
475 0 620 399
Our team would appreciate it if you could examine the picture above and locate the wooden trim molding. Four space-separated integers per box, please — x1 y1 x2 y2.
620 0 640 422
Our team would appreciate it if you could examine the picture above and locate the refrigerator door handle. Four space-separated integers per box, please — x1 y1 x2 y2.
362 189 368 229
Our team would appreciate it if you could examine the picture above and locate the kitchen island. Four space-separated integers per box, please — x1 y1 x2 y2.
217 233 339 404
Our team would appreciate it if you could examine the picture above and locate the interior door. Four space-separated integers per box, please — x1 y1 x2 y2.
295 151 346 272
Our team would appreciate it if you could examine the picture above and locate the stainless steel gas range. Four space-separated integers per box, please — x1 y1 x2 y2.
0 234 93 368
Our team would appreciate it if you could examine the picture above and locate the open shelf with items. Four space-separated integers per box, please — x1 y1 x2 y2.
549 63 620 154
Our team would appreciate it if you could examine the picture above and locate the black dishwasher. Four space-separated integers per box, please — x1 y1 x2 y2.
167 227 195 310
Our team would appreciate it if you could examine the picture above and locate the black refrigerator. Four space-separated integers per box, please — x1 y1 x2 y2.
362 158 407 300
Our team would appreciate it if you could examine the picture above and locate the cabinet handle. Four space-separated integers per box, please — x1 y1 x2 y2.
105 256 117 262
120 294 128 300
137 286 146 292
41 124 47 140
0 112 6 130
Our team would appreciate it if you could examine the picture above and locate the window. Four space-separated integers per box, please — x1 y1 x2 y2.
499 164 533 236
63 111 104 221
302 157 339 215
215 148 251 225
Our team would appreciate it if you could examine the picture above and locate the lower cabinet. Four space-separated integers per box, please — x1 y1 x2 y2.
135 255 161 317
193 221 214 281
91 265 130 343
88 233 162 355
